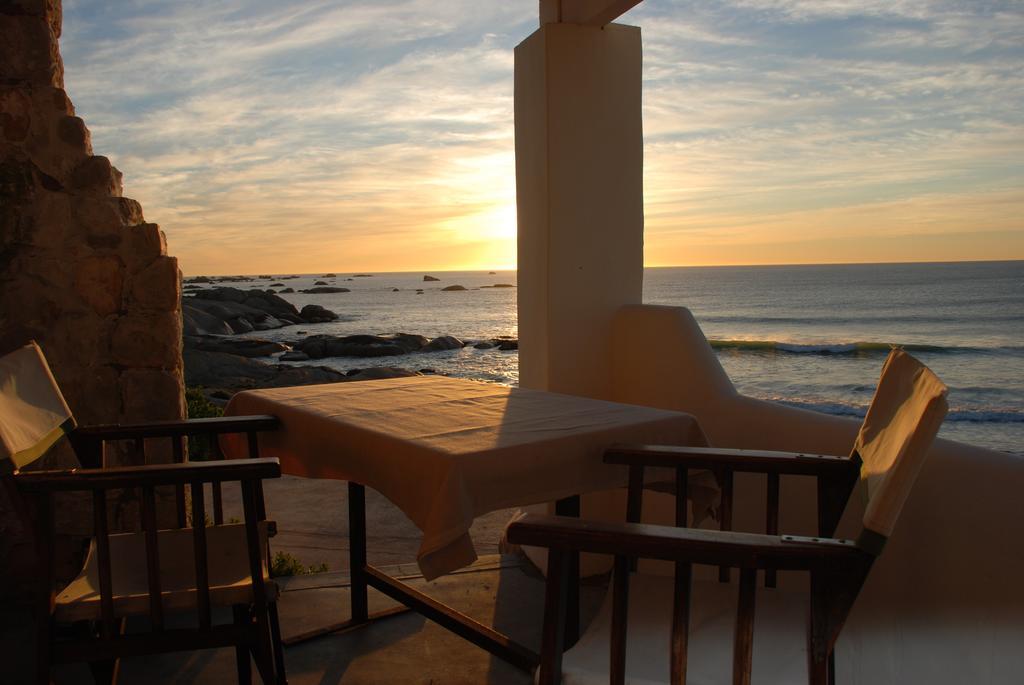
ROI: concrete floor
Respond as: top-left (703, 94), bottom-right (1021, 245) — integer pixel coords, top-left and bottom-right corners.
top-left (12, 476), bottom-right (607, 684)
top-left (49, 555), bottom-right (608, 684)
top-left (216, 475), bottom-right (518, 573)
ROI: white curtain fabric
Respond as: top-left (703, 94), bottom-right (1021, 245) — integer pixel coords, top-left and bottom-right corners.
top-left (856, 349), bottom-right (949, 538)
top-left (0, 342), bottom-right (73, 470)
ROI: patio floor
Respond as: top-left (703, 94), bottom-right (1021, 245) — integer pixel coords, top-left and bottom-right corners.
top-left (49, 554), bottom-right (608, 684)
top-left (19, 475), bottom-right (607, 684)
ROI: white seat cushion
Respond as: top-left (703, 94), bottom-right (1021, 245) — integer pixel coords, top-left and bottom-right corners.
top-left (560, 574), bottom-right (809, 685)
top-left (56, 523), bottom-right (277, 623)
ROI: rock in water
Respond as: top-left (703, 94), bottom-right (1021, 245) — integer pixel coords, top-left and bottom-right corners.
top-left (441, 285), bottom-right (467, 291)
top-left (424, 335), bottom-right (465, 351)
top-left (187, 336), bottom-right (289, 357)
top-left (184, 349), bottom-right (347, 389)
top-left (300, 286), bottom-right (350, 294)
top-left (346, 367), bottom-right (421, 381)
top-left (423, 275), bottom-right (440, 281)
top-left (294, 333), bottom-right (427, 358)
top-left (300, 304), bottom-right (339, 322)
top-left (279, 351), bottom-right (310, 361)
top-left (314, 280), bottom-right (328, 285)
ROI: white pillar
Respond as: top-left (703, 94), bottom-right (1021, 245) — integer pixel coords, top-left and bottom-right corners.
top-left (515, 22), bottom-right (644, 399)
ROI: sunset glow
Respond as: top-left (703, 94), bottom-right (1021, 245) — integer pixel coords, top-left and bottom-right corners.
top-left (60, 1), bottom-right (1024, 274)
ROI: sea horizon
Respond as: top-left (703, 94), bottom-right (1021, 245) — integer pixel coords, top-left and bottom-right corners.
top-left (181, 258), bottom-right (1024, 279)
top-left (185, 261), bottom-right (1023, 454)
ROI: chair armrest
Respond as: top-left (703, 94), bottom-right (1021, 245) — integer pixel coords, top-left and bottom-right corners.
top-left (605, 444), bottom-right (858, 477)
top-left (506, 513), bottom-right (869, 571)
top-left (72, 415), bottom-right (280, 441)
top-left (14, 457), bottom-right (281, 492)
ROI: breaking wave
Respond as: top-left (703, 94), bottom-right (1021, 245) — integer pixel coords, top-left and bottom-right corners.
top-left (773, 398), bottom-right (1024, 424)
top-left (707, 340), bottom-right (1020, 355)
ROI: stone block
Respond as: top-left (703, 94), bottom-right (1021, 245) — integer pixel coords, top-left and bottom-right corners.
top-left (73, 254), bottom-right (124, 315)
top-left (114, 197), bottom-right (144, 226)
top-left (56, 115), bottom-right (89, 150)
top-left (0, 14), bottom-right (62, 87)
top-left (130, 254), bottom-right (180, 311)
top-left (50, 87), bottom-right (73, 115)
top-left (129, 222), bottom-right (167, 261)
top-left (64, 364), bottom-right (121, 426)
top-left (0, 87), bottom-right (32, 142)
top-left (44, 314), bottom-right (115, 389)
top-left (121, 367), bottom-right (186, 425)
top-left (70, 155), bottom-right (119, 194)
top-left (111, 311), bottom-right (182, 368)
top-left (73, 194), bottom-right (122, 245)
top-left (29, 187), bottom-right (71, 246)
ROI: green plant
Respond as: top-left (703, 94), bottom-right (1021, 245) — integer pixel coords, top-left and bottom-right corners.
top-left (270, 551), bottom-right (329, 577)
top-left (186, 386), bottom-right (223, 419)
top-left (185, 387), bottom-right (224, 461)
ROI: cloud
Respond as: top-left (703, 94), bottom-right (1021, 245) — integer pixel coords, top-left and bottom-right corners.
top-left (59, 0), bottom-right (1023, 272)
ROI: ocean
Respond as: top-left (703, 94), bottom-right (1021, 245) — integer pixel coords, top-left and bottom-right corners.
top-left (230, 261), bottom-right (1024, 455)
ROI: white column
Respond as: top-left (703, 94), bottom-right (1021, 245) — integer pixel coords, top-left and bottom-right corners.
top-left (515, 22), bottom-right (644, 399)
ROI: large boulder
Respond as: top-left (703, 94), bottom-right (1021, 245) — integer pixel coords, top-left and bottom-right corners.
top-left (182, 302), bottom-right (234, 336)
top-left (424, 335), bottom-right (465, 351)
top-left (183, 287), bottom-right (304, 334)
top-left (183, 349), bottom-right (347, 389)
top-left (294, 333), bottom-right (426, 358)
top-left (441, 285), bottom-right (467, 292)
top-left (186, 335), bottom-right (288, 357)
top-left (300, 286), bottom-right (350, 294)
top-left (423, 275), bottom-right (440, 281)
top-left (346, 367), bottom-right (422, 381)
top-left (300, 304), bottom-right (338, 323)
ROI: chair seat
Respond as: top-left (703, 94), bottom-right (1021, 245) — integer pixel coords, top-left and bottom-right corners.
top-left (560, 574), bottom-right (809, 685)
top-left (56, 523), bottom-right (278, 623)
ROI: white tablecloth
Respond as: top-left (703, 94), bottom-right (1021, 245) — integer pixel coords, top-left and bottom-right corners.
top-left (222, 376), bottom-right (707, 579)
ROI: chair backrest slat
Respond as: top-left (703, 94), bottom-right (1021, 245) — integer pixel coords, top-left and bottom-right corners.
top-left (675, 466), bottom-right (688, 528)
top-left (718, 470), bottom-right (734, 583)
top-left (765, 472), bottom-right (780, 588)
top-left (92, 489), bottom-right (115, 636)
top-left (141, 486), bottom-right (164, 631)
top-left (190, 481), bottom-right (212, 629)
top-left (240, 479), bottom-right (270, 612)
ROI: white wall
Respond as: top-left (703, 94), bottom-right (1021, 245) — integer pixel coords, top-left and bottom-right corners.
top-left (610, 304), bottom-right (1024, 683)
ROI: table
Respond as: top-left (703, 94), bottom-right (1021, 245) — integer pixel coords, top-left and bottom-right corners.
top-left (222, 376), bottom-right (708, 670)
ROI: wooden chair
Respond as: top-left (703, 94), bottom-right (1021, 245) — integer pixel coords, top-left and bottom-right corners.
top-left (0, 342), bottom-right (287, 684)
top-left (508, 348), bottom-right (949, 684)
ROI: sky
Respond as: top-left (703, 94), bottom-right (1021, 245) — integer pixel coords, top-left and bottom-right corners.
top-left (60, 0), bottom-right (1024, 275)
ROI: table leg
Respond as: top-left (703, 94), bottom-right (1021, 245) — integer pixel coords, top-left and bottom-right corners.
top-left (348, 481), bottom-right (369, 623)
top-left (554, 494), bottom-right (580, 649)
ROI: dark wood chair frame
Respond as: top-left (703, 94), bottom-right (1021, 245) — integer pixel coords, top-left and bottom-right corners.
top-left (507, 444), bottom-right (877, 685)
top-left (2, 415), bottom-right (288, 685)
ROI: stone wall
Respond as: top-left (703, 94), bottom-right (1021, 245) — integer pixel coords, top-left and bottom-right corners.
top-left (0, 0), bottom-right (185, 607)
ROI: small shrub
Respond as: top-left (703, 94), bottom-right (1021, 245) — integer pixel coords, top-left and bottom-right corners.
top-left (185, 387), bottom-right (224, 461)
top-left (270, 551), bottom-right (329, 577)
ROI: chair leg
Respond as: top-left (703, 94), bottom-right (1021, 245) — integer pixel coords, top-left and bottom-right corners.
top-left (234, 605), bottom-right (252, 685)
top-left (268, 601), bottom-right (288, 685)
top-left (34, 615), bottom-right (51, 685)
top-left (252, 607), bottom-right (277, 685)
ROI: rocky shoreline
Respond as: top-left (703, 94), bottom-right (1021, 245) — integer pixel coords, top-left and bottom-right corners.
top-left (182, 286), bottom-right (517, 395)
